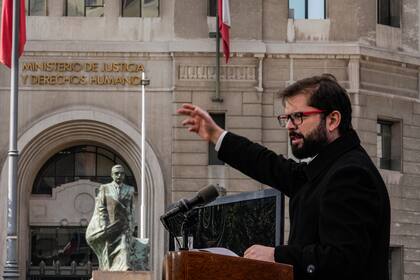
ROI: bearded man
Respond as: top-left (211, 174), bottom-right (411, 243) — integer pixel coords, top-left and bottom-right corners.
top-left (177, 74), bottom-right (390, 280)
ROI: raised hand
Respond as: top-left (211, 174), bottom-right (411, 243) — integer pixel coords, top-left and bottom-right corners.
top-left (177, 104), bottom-right (224, 144)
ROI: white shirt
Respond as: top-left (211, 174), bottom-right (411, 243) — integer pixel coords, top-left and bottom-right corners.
top-left (215, 131), bottom-right (228, 152)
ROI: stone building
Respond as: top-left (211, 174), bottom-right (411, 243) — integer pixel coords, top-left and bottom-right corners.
top-left (0, 0), bottom-right (419, 279)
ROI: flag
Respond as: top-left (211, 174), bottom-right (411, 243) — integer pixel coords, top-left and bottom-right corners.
top-left (0, 0), bottom-right (26, 68)
top-left (218, 0), bottom-right (230, 63)
top-left (62, 233), bottom-right (80, 256)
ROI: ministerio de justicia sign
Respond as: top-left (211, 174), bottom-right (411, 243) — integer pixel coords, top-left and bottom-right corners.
top-left (20, 61), bottom-right (145, 86)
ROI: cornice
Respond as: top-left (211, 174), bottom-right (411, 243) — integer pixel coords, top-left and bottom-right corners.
top-left (24, 40), bottom-right (420, 67)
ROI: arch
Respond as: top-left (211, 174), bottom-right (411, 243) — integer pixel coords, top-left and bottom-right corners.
top-left (32, 144), bottom-right (138, 194)
top-left (0, 106), bottom-right (165, 279)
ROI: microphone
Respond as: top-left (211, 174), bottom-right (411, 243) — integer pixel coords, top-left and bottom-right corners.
top-left (160, 184), bottom-right (219, 225)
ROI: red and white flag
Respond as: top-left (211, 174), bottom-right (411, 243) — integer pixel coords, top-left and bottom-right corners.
top-left (218, 0), bottom-right (230, 63)
top-left (0, 0), bottom-right (26, 68)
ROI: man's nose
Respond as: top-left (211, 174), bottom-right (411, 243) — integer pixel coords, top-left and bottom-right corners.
top-left (285, 118), bottom-right (297, 130)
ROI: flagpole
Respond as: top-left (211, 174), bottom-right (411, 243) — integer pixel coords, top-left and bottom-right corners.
top-left (4, 0), bottom-right (21, 279)
top-left (139, 72), bottom-right (149, 239)
top-left (212, 0), bottom-right (223, 102)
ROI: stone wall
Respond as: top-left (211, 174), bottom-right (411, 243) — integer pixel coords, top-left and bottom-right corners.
top-left (0, 0), bottom-right (420, 279)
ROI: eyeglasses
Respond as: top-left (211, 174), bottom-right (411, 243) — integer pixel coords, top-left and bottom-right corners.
top-left (277, 109), bottom-right (326, 128)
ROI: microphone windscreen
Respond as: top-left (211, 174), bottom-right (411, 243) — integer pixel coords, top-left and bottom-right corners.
top-left (197, 184), bottom-right (219, 204)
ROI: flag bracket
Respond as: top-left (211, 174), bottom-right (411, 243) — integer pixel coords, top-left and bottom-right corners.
top-left (141, 79), bottom-right (150, 86)
top-left (212, 96), bottom-right (223, 102)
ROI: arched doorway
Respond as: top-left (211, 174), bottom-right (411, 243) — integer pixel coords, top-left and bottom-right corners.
top-left (0, 108), bottom-right (165, 280)
top-left (29, 144), bottom-right (139, 279)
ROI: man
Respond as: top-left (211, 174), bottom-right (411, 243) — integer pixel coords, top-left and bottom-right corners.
top-left (86, 164), bottom-right (135, 271)
top-left (177, 74), bottom-right (390, 280)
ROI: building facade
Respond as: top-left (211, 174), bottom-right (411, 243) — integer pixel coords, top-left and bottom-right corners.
top-left (0, 0), bottom-right (419, 279)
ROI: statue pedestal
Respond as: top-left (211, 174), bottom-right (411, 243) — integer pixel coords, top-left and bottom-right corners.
top-left (92, 271), bottom-right (152, 280)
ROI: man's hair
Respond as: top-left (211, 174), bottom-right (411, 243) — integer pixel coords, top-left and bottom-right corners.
top-left (280, 74), bottom-right (353, 135)
top-left (111, 164), bottom-right (125, 173)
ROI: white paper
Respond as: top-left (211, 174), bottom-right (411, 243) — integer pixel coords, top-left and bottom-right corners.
top-left (196, 247), bottom-right (239, 257)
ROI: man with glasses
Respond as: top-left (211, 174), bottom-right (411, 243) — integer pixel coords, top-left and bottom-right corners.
top-left (177, 74), bottom-right (390, 280)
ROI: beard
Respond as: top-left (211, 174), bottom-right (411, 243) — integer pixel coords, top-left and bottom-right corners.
top-left (290, 120), bottom-right (329, 159)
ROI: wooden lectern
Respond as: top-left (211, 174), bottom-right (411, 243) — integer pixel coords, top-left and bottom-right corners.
top-left (163, 251), bottom-right (293, 280)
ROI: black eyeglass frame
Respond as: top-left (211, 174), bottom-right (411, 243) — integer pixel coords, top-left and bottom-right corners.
top-left (277, 109), bottom-right (326, 128)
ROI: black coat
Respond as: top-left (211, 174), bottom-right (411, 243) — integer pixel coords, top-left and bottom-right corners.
top-left (218, 130), bottom-right (390, 280)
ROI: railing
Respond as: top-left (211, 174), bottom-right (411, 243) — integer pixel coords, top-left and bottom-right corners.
top-left (28, 261), bottom-right (96, 280)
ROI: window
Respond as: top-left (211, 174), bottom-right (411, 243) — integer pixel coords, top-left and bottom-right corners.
top-left (208, 113), bottom-right (225, 165)
top-left (288, 0), bottom-right (326, 19)
top-left (25, 0), bottom-right (47, 16)
top-left (30, 226), bottom-right (97, 267)
top-left (121, 0), bottom-right (159, 17)
top-left (32, 145), bottom-right (137, 194)
top-left (378, 0), bottom-right (400, 27)
top-left (66, 0), bottom-right (104, 17)
top-left (208, 0), bottom-right (216, 17)
top-left (377, 120), bottom-right (401, 171)
top-left (389, 246), bottom-right (403, 280)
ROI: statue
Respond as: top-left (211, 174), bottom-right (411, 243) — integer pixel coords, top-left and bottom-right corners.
top-left (86, 164), bottom-right (149, 271)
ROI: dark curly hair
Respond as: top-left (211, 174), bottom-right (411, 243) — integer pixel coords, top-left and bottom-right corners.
top-left (280, 74), bottom-right (353, 135)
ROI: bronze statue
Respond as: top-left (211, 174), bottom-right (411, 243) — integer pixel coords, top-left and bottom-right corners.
top-left (86, 164), bottom-right (149, 271)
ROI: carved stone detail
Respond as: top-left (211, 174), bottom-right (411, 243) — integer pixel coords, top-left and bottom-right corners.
top-left (179, 65), bottom-right (257, 81)
top-left (74, 192), bottom-right (95, 214)
top-left (30, 179), bottom-right (100, 226)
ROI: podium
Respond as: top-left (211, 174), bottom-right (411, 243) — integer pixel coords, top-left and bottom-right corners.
top-left (163, 251), bottom-right (293, 280)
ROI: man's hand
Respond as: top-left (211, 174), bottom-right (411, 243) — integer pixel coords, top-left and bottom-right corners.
top-left (244, 245), bottom-right (275, 263)
top-left (177, 104), bottom-right (224, 144)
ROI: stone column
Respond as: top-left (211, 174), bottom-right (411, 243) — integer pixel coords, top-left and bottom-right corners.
top-left (348, 56), bottom-right (360, 93)
top-left (48, 0), bottom-right (65, 16)
top-left (255, 54), bottom-right (264, 93)
top-left (105, 0), bottom-right (120, 18)
top-left (347, 56), bottom-right (364, 136)
top-left (287, 19), bottom-right (295, 43)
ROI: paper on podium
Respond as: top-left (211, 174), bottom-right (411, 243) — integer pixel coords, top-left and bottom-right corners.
top-left (196, 247), bottom-right (239, 257)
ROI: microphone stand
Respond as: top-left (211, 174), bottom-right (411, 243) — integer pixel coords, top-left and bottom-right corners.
top-left (180, 211), bottom-right (194, 250)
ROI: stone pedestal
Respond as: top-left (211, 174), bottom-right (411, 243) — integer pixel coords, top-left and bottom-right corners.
top-left (92, 271), bottom-right (152, 280)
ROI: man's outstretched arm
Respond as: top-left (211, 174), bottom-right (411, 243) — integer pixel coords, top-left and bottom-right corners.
top-left (177, 104), bottom-right (225, 144)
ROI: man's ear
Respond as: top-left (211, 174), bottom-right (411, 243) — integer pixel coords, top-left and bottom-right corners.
top-left (326, 110), bottom-right (341, 132)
